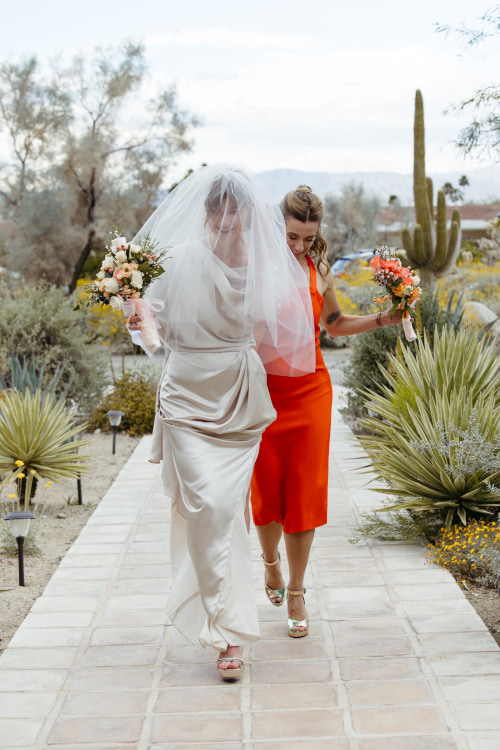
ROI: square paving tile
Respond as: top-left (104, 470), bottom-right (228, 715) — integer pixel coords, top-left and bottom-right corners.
top-left (351, 705), bottom-right (448, 734)
top-left (251, 683), bottom-right (338, 710)
top-left (150, 713), bottom-right (243, 743)
top-left (48, 716), bottom-right (144, 744)
top-left (252, 708), bottom-right (344, 739)
top-left (333, 636), bottom-right (413, 658)
top-left (429, 652), bottom-right (500, 677)
top-left (357, 737), bottom-right (458, 749)
top-left (81, 644), bottom-right (160, 667)
top-left (346, 679), bottom-right (434, 705)
top-left (0, 718), bottom-right (44, 748)
top-left (339, 657), bottom-right (423, 681)
top-left (451, 702), bottom-right (500, 730)
top-left (70, 667), bottom-right (155, 691)
top-left (154, 686), bottom-right (241, 713)
top-left (251, 659), bottom-right (332, 685)
top-left (60, 690), bottom-right (150, 716)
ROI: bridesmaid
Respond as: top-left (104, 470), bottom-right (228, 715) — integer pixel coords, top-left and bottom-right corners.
top-left (251, 186), bottom-right (401, 636)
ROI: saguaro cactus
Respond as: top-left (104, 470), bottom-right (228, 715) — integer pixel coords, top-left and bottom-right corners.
top-left (401, 90), bottom-right (462, 288)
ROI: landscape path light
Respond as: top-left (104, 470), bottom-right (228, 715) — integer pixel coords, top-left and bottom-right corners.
top-left (3, 511), bottom-right (36, 586)
top-left (106, 410), bottom-right (125, 455)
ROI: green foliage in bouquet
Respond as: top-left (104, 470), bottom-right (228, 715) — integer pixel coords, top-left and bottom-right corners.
top-left (342, 290), bottom-right (463, 425)
top-left (0, 280), bottom-right (109, 414)
top-left (358, 326), bottom-right (500, 528)
top-left (0, 390), bottom-right (90, 509)
top-left (88, 363), bottom-right (159, 436)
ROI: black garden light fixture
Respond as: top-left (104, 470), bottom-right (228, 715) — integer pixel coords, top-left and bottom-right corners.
top-left (3, 511), bottom-right (36, 586)
top-left (106, 410), bottom-right (125, 455)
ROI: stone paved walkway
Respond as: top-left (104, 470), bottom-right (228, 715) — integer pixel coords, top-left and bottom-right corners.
top-left (1, 384), bottom-right (500, 749)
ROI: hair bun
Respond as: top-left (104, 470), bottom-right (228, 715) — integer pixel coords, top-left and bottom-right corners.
top-left (296, 185), bottom-right (312, 193)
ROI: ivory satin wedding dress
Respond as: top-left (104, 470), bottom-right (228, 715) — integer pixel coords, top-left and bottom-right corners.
top-left (149, 244), bottom-right (276, 651)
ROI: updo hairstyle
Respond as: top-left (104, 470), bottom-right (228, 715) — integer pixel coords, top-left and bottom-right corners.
top-left (280, 185), bottom-right (329, 278)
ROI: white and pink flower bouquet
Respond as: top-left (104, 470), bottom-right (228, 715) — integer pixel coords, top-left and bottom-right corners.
top-left (88, 229), bottom-right (168, 355)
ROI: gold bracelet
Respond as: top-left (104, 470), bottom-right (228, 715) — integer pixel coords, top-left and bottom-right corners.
top-left (376, 311), bottom-right (383, 328)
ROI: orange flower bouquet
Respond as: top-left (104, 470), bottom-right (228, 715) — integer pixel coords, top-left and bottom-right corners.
top-left (370, 246), bottom-right (421, 342)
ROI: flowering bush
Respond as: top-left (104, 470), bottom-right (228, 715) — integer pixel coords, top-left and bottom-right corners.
top-left (427, 520), bottom-right (500, 588)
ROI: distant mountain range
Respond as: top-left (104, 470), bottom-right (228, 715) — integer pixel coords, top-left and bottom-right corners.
top-left (258, 166), bottom-right (500, 205)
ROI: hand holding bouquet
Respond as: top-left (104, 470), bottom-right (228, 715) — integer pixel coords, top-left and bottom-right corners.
top-left (370, 246), bottom-right (421, 342)
top-left (88, 230), bottom-right (168, 356)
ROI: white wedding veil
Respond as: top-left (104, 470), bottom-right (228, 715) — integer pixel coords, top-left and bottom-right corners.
top-left (134, 163), bottom-right (315, 376)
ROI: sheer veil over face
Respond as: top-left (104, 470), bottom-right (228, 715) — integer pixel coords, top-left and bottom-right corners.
top-left (134, 163), bottom-right (315, 376)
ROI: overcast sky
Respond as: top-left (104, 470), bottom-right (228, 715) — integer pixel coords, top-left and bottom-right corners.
top-left (0, 0), bottom-right (496, 180)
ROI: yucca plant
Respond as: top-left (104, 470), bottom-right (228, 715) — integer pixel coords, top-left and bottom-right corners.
top-left (359, 326), bottom-right (500, 527)
top-left (0, 389), bottom-right (89, 509)
top-left (0, 354), bottom-right (66, 398)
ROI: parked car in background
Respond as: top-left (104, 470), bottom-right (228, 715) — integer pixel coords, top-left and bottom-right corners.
top-left (331, 249), bottom-right (377, 277)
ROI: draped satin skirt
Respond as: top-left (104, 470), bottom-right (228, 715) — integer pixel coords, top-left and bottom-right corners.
top-left (150, 347), bottom-right (276, 651)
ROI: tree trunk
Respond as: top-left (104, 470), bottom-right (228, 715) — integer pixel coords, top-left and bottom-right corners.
top-left (68, 228), bottom-right (96, 293)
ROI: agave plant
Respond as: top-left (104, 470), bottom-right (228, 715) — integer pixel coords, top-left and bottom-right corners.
top-left (0, 354), bottom-right (67, 399)
top-left (359, 326), bottom-right (500, 527)
top-left (0, 389), bottom-right (89, 509)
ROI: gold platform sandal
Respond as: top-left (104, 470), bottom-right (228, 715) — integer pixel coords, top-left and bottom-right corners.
top-left (216, 657), bottom-right (243, 681)
top-left (287, 588), bottom-right (309, 638)
top-left (261, 552), bottom-right (286, 607)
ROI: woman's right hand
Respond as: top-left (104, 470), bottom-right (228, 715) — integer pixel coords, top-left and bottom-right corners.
top-left (127, 314), bottom-right (142, 331)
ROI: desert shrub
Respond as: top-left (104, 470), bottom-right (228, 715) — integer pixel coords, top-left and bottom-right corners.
top-left (427, 520), bottom-right (500, 588)
top-left (75, 279), bottom-right (130, 349)
top-left (359, 326), bottom-right (500, 528)
top-left (342, 290), bottom-right (464, 425)
top-left (0, 280), bottom-right (109, 414)
top-left (349, 505), bottom-right (443, 545)
top-left (88, 366), bottom-right (158, 436)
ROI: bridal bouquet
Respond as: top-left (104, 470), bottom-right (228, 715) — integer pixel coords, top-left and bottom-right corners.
top-left (88, 230), bottom-right (167, 356)
top-left (370, 246), bottom-right (421, 342)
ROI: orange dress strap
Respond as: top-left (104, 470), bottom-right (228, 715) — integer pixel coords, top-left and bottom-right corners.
top-left (306, 255), bottom-right (316, 290)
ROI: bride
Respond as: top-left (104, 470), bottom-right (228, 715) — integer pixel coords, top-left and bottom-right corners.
top-left (129, 164), bottom-right (315, 679)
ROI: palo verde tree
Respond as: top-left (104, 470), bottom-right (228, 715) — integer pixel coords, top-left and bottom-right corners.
top-left (0, 42), bottom-right (198, 289)
top-left (437, 5), bottom-right (500, 162)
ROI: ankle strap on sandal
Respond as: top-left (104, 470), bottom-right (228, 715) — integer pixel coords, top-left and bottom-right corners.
top-left (261, 551), bottom-right (281, 566)
top-left (287, 588), bottom-right (306, 596)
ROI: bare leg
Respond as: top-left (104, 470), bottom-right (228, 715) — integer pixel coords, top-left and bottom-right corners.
top-left (284, 528), bottom-right (315, 632)
top-left (256, 521), bottom-right (285, 600)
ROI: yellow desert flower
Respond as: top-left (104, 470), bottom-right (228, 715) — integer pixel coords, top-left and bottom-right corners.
top-left (15, 460), bottom-right (24, 467)
top-left (16, 473), bottom-right (26, 479)
top-left (8, 493), bottom-right (16, 499)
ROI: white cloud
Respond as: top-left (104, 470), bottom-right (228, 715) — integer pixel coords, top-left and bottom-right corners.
top-left (146, 28), bottom-right (326, 50)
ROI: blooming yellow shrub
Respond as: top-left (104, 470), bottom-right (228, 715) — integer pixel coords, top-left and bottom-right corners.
top-left (76, 280), bottom-right (128, 347)
top-left (427, 520), bottom-right (500, 586)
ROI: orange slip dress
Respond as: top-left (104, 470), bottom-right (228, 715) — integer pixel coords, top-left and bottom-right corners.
top-left (251, 255), bottom-right (333, 533)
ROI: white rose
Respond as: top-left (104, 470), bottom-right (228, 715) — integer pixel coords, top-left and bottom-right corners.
top-left (109, 296), bottom-right (123, 311)
top-left (110, 237), bottom-right (127, 251)
top-left (128, 243), bottom-right (142, 255)
top-left (115, 250), bottom-right (127, 263)
top-left (103, 277), bottom-right (120, 294)
top-left (130, 270), bottom-right (143, 289)
top-left (96, 270), bottom-right (105, 280)
top-left (412, 275), bottom-right (420, 286)
top-left (101, 255), bottom-right (115, 271)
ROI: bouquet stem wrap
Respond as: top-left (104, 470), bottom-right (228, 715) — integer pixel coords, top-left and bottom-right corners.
top-left (122, 298), bottom-right (165, 357)
top-left (402, 310), bottom-right (417, 342)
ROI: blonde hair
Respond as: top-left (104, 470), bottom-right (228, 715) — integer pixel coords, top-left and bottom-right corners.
top-left (280, 185), bottom-right (329, 278)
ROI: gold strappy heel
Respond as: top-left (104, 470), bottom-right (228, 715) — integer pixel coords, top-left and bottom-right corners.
top-left (216, 656), bottom-right (243, 681)
top-left (261, 552), bottom-right (286, 607)
top-left (287, 588), bottom-right (309, 638)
